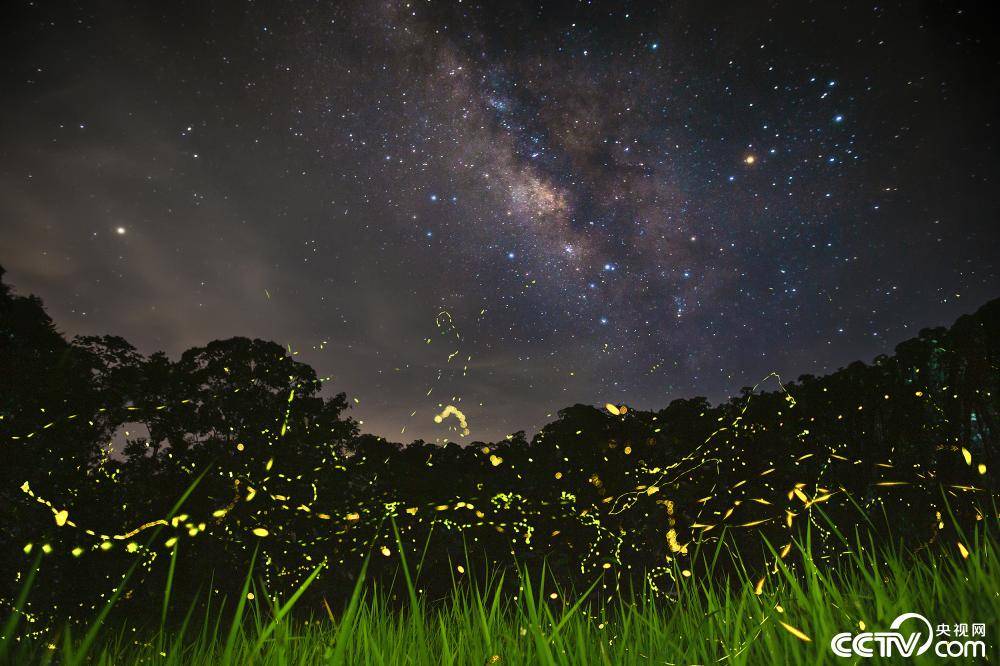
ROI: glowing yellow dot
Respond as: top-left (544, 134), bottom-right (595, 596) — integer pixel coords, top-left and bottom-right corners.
top-left (744, 155), bottom-right (756, 165)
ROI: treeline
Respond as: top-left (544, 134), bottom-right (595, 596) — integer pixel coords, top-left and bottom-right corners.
top-left (0, 265), bottom-right (996, 627)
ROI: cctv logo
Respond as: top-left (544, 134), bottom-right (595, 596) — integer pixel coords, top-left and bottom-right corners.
top-left (831, 613), bottom-right (987, 659)
top-left (831, 613), bottom-right (933, 658)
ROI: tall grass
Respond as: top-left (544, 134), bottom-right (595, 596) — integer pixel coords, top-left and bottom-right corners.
top-left (2, 518), bottom-right (995, 665)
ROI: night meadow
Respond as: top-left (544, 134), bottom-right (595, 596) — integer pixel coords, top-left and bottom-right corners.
top-left (2, 1), bottom-right (999, 663)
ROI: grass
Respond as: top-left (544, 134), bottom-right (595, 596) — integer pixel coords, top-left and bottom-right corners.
top-left (2, 520), bottom-right (995, 666)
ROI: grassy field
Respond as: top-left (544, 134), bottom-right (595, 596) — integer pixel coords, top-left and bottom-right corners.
top-left (2, 523), bottom-right (995, 666)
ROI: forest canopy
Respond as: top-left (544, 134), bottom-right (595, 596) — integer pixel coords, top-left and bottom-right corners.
top-left (0, 265), bottom-right (996, 626)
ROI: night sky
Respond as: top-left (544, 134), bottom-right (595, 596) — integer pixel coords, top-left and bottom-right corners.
top-left (2, 1), bottom-right (998, 442)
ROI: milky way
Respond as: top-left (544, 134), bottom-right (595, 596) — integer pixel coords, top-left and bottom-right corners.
top-left (1, 1), bottom-right (997, 440)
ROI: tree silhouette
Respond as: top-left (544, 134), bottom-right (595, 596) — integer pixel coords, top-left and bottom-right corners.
top-left (1, 264), bottom-right (996, 626)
